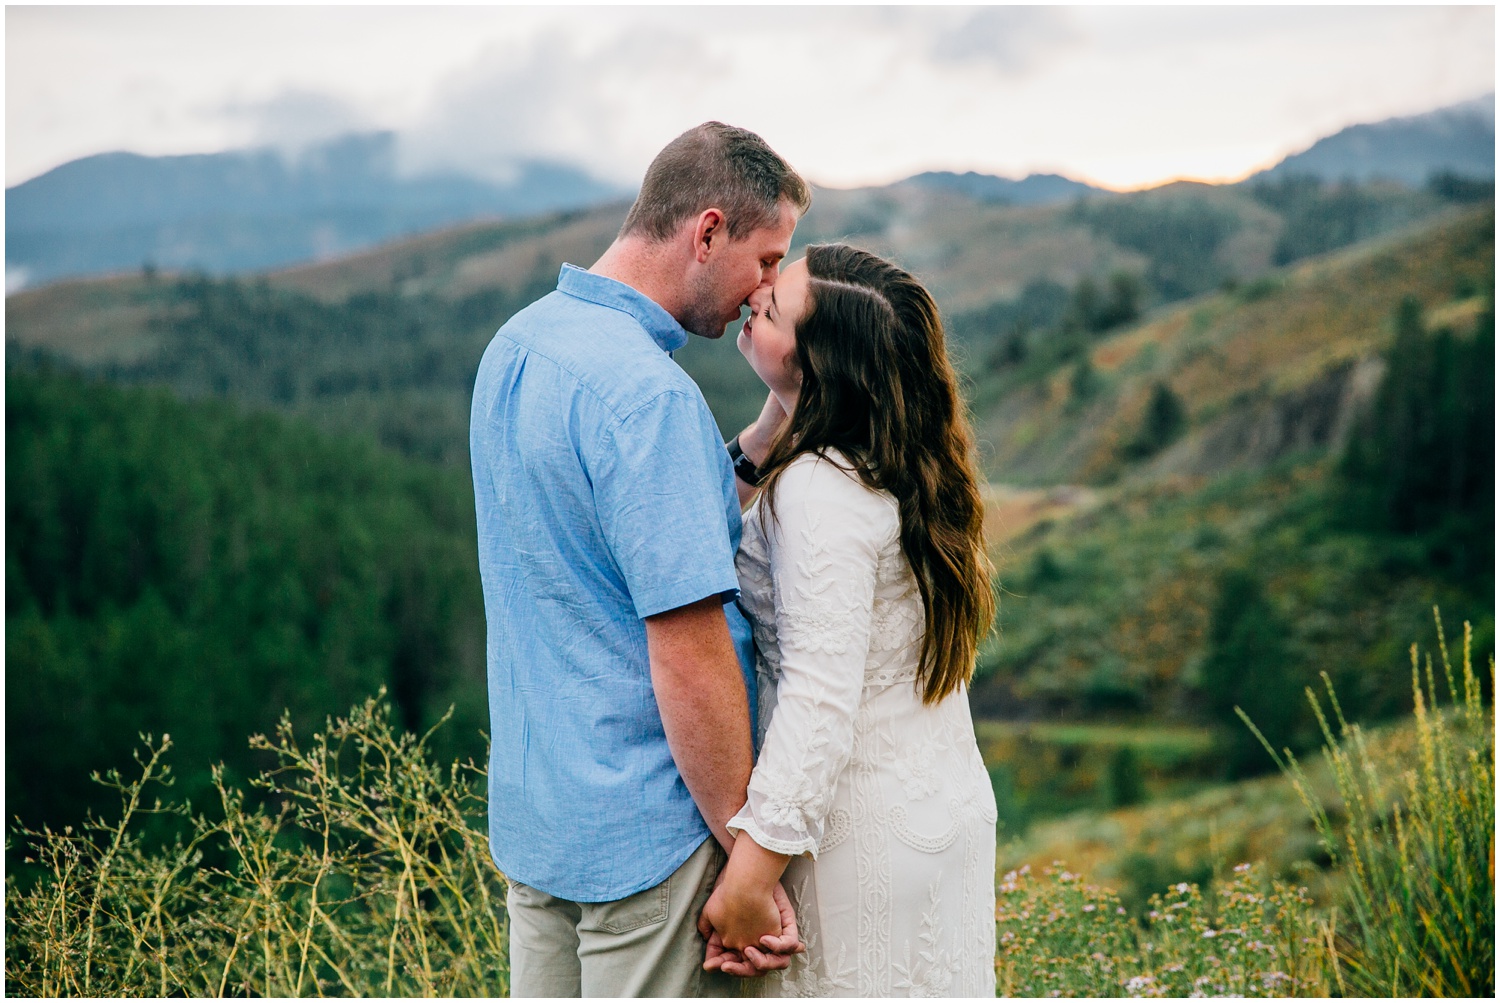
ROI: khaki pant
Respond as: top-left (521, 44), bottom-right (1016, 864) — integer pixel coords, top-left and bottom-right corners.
top-left (507, 838), bottom-right (739, 998)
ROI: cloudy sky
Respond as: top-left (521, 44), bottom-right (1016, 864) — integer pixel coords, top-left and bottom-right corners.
top-left (6, 5), bottom-right (1494, 191)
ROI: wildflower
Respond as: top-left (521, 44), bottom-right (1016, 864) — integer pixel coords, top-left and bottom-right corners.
top-left (1233, 862), bottom-right (1252, 873)
top-left (1164, 963), bottom-right (1184, 973)
top-left (1084, 903), bottom-right (1096, 912)
top-left (1126, 975), bottom-right (1155, 992)
top-left (1117, 907), bottom-right (1127, 915)
top-left (1174, 882), bottom-right (1191, 894)
top-left (1202, 929), bottom-right (1217, 938)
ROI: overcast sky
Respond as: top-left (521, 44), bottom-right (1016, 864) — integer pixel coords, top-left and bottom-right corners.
top-left (6, 5), bottom-right (1495, 191)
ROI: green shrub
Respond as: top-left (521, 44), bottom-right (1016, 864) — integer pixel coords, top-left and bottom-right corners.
top-left (1240, 611), bottom-right (1494, 996)
top-left (4, 693), bottom-right (508, 997)
top-left (1119, 381), bottom-right (1187, 462)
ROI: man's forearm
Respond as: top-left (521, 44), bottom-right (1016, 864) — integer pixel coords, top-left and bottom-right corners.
top-left (646, 597), bottom-right (754, 851)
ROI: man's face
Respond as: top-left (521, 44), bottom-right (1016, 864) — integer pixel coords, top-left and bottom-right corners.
top-left (682, 201), bottom-right (799, 339)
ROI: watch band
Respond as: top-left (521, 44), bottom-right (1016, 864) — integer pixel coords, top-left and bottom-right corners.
top-left (727, 435), bottom-right (763, 487)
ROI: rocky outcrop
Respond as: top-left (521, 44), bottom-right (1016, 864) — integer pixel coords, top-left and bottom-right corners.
top-left (1155, 355), bottom-right (1385, 477)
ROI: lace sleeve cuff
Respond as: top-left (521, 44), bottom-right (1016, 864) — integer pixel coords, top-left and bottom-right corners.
top-left (727, 797), bottom-right (821, 859)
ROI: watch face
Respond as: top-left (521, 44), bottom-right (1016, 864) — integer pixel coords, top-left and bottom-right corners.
top-left (734, 454), bottom-right (761, 486)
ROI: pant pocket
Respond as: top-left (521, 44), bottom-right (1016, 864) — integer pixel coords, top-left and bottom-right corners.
top-left (583, 879), bottom-right (671, 935)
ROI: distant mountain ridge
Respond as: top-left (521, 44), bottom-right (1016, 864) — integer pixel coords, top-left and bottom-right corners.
top-left (7, 94), bottom-right (1494, 292)
top-left (5, 132), bottom-right (625, 291)
top-left (900, 171), bottom-right (1105, 205)
top-left (1255, 93), bottom-right (1494, 186)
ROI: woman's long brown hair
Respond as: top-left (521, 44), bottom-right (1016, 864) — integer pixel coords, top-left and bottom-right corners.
top-left (759, 243), bottom-right (995, 704)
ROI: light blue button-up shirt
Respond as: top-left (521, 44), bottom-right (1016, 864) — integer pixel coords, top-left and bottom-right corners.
top-left (470, 264), bottom-right (755, 902)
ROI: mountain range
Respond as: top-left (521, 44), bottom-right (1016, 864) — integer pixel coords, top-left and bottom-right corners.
top-left (4, 132), bottom-right (625, 292)
top-left (1257, 92), bottom-right (1494, 186)
top-left (5, 94), bottom-right (1493, 293)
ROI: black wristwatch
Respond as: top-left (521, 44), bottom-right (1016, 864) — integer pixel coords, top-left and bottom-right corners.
top-left (726, 435), bottom-right (763, 487)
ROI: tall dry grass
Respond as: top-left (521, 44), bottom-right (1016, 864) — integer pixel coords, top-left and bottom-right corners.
top-left (4, 693), bottom-right (508, 997)
top-left (7, 612), bottom-right (1491, 998)
top-left (1241, 610), bottom-right (1494, 996)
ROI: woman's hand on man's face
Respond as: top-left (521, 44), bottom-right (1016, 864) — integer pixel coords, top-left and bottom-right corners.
top-left (739, 392), bottom-right (790, 469)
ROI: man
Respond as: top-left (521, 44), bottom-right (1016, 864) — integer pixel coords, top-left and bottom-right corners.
top-left (470, 122), bottom-right (810, 997)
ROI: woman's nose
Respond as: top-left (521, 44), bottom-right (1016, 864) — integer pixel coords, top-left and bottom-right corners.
top-left (748, 285), bottom-right (771, 311)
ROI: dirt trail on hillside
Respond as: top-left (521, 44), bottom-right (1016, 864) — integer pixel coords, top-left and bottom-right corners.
top-left (982, 484), bottom-right (1099, 548)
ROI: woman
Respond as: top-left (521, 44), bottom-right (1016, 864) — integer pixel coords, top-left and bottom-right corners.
top-left (703, 244), bottom-right (998, 996)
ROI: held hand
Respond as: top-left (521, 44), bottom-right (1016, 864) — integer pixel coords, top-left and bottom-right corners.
top-left (700, 870), bottom-right (781, 954)
top-left (700, 869), bottom-right (767, 979)
top-left (761, 880), bottom-right (806, 956)
top-left (700, 877), bottom-right (806, 978)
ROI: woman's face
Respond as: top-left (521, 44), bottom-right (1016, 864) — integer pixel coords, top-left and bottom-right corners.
top-left (737, 256), bottom-right (810, 405)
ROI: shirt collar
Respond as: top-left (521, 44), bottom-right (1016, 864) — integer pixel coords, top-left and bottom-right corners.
top-left (556, 263), bottom-right (689, 353)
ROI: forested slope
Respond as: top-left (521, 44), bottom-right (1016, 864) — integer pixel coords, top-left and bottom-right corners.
top-left (6, 370), bottom-right (486, 827)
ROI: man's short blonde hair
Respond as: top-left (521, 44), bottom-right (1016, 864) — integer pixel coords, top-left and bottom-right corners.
top-left (620, 122), bottom-right (811, 242)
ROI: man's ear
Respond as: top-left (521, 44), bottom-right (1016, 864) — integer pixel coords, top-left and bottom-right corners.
top-left (693, 208), bottom-right (727, 264)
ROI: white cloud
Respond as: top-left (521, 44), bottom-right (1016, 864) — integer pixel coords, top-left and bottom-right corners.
top-left (222, 90), bottom-right (373, 158)
top-left (6, 6), bottom-right (1495, 191)
top-left (924, 6), bottom-right (1081, 74)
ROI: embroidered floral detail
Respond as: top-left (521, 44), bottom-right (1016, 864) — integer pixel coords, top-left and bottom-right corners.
top-left (892, 882), bottom-right (963, 997)
top-left (870, 586), bottom-right (924, 651)
top-left (894, 739), bottom-right (941, 800)
top-left (778, 933), bottom-right (857, 997)
top-left (817, 808), bottom-right (852, 854)
top-left (751, 766), bottom-right (818, 834)
top-left (773, 518), bottom-right (874, 656)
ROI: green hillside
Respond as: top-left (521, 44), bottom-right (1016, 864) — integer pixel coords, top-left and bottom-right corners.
top-left (6, 370), bottom-right (487, 828)
top-left (970, 206), bottom-right (1494, 485)
top-left (5, 177), bottom-right (1492, 834)
top-left (7, 178), bottom-right (1475, 469)
top-left (968, 206), bottom-right (1494, 759)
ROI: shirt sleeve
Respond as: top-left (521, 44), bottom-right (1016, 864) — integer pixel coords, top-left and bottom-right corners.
top-left (591, 389), bottom-right (740, 619)
top-left (728, 454), bottom-right (895, 857)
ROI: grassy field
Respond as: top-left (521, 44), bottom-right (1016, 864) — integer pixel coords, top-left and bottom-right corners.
top-left (9, 633), bottom-right (1489, 997)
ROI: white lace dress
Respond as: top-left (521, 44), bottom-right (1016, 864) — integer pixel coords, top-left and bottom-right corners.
top-left (727, 451), bottom-right (997, 998)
